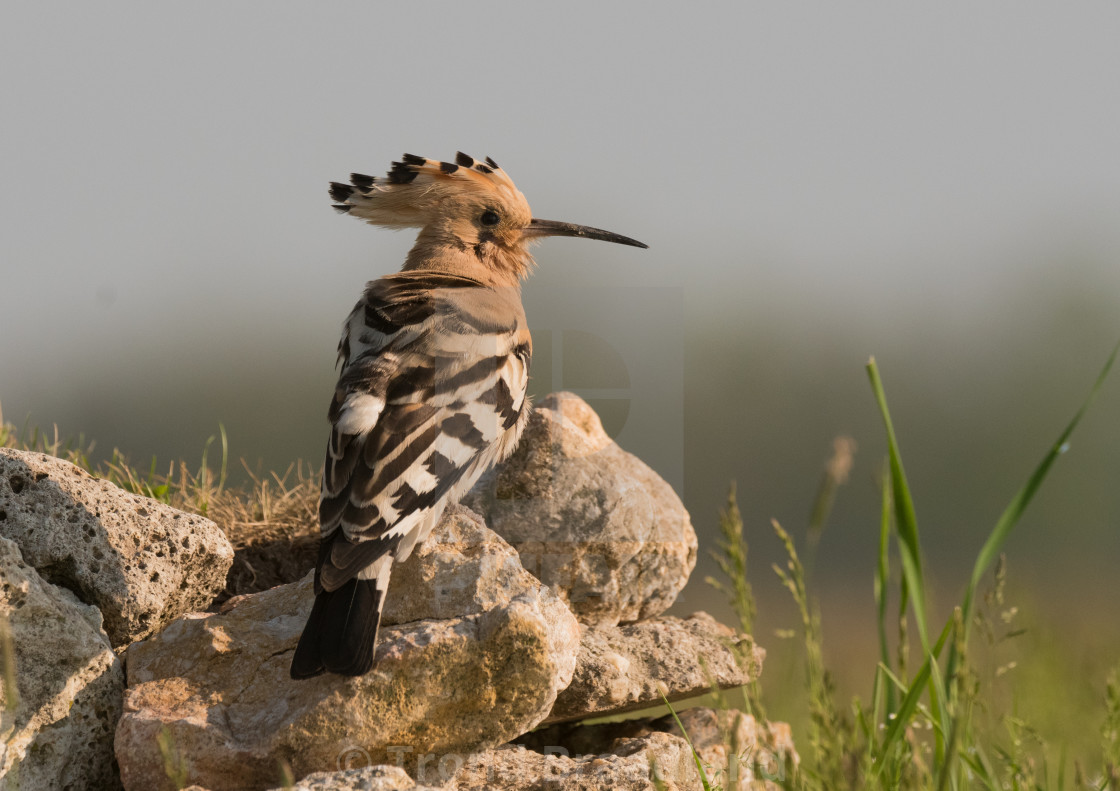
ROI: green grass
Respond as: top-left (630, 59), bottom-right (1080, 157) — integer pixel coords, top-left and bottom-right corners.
top-left (702, 341), bottom-right (1120, 790)
top-left (660, 689), bottom-right (717, 790)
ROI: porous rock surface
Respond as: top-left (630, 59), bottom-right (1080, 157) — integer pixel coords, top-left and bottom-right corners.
top-left (672, 708), bottom-right (798, 790)
top-left (381, 505), bottom-right (541, 625)
top-left (464, 392), bottom-right (697, 627)
top-left (115, 507), bottom-right (581, 791)
top-left (266, 733), bottom-right (698, 791)
top-left (268, 765), bottom-right (434, 791)
top-left (258, 707), bottom-right (798, 791)
top-left (456, 733), bottom-right (698, 790)
top-left (0, 537), bottom-right (123, 790)
top-left (524, 706), bottom-right (798, 790)
top-left (0, 448), bottom-right (234, 646)
top-left (546, 612), bottom-right (763, 724)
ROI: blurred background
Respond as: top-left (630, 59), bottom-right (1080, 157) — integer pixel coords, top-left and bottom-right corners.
top-left (3, 2), bottom-right (1118, 761)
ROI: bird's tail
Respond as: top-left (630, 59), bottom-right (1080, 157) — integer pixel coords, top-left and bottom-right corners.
top-left (290, 554), bottom-right (392, 679)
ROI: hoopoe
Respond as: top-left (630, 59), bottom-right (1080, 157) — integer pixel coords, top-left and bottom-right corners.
top-left (290, 153), bottom-right (647, 678)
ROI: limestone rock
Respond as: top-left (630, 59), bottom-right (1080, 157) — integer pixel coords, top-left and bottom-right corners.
top-left (0, 537), bottom-right (123, 790)
top-left (670, 708), bottom-right (798, 789)
top-left (269, 765), bottom-right (437, 790)
top-left (115, 510), bottom-right (581, 791)
top-left (546, 612), bottom-right (763, 724)
top-left (382, 505), bottom-right (537, 625)
top-left (275, 735), bottom-right (702, 791)
top-left (274, 708), bottom-right (798, 791)
top-left (455, 732), bottom-right (699, 791)
top-left (524, 707), bottom-right (798, 790)
top-left (464, 392), bottom-right (697, 627)
top-left (0, 449), bottom-right (234, 646)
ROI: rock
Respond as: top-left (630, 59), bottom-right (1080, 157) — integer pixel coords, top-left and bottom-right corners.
top-left (0, 537), bottom-right (123, 790)
top-left (381, 505), bottom-right (539, 626)
top-left (266, 737), bottom-right (696, 791)
top-left (454, 732), bottom-right (699, 791)
top-left (269, 765), bottom-right (438, 791)
top-left (273, 708), bottom-right (798, 791)
top-left (523, 707), bottom-right (798, 790)
top-left (0, 449), bottom-right (234, 646)
top-left (546, 613), bottom-right (763, 724)
top-left (464, 392), bottom-right (697, 627)
top-left (115, 508), bottom-right (581, 791)
top-left (669, 708), bottom-right (798, 789)
top-left (275, 734), bottom-right (705, 791)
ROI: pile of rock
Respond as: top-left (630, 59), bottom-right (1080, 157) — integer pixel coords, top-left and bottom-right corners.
top-left (0, 393), bottom-right (797, 791)
top-left (0, 449), bottom-right (234, 789)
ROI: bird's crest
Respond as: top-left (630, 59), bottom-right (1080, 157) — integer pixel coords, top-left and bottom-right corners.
top-left (329, 152), bottom-right (528, 229)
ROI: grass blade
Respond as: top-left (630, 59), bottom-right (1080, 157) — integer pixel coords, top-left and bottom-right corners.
top-left (659, 690), bottom-right (712, 790)
top-left (875, 463), bottom-right (896, 717)
top-left (874, 656), bottom-right (932, 779)
top-left (950, 340), bottom-right (1119, 681)
top-left (867, 357), bottom-right (931, 652)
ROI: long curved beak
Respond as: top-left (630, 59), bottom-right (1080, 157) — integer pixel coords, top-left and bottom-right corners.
top-left (524, 218), bottom-right (648, 249)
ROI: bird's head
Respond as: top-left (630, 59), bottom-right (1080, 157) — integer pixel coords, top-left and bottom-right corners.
top-left (330, 153), bottom-right (647, 284)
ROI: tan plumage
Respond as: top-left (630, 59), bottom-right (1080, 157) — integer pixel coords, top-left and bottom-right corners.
top-left (291, 152), bottom-right (646, 679)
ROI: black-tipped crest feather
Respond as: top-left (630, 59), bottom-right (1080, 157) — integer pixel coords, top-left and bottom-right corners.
top-left (329, 182), bottom-right (355, 202)
top-left (327, 151), bottom-right (533, 234)
top-left (387, 164), bottom-right (419, 184)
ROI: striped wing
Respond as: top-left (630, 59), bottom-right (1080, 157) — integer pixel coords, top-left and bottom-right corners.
top-left (315, 271), bottom-right (530, 593)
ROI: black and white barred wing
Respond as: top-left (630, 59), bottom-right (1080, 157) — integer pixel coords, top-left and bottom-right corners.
top-left (318, 273), bottom-right (530, 586)
top-left (292, 273), bottom-right (529, 678)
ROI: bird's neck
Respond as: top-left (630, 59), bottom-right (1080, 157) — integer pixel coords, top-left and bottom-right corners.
top-left (403, 228), bottom-right (530, 289)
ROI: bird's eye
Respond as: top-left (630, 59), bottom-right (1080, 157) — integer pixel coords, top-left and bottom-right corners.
top-left (480, 210), bottom-right (500, 227)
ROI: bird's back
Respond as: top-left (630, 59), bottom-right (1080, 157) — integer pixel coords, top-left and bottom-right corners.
top-left (290, 270), bottom-right (531, 678)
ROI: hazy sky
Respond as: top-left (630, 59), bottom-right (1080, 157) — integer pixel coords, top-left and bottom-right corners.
top-left (4, 3), bottom-right (1120, 371)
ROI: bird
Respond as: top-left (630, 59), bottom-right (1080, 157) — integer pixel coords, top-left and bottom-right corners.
top-left (290, 152), bottom-right (647, 678)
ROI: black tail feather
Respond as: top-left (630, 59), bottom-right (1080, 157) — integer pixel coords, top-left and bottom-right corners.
top-left (290, 577), bottom-right (384, 679)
